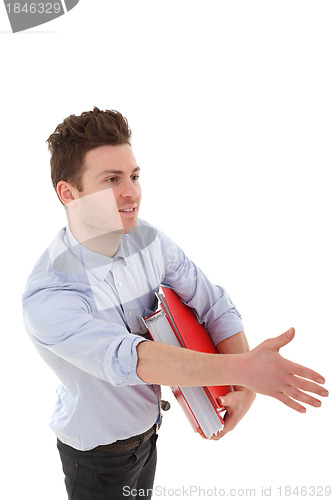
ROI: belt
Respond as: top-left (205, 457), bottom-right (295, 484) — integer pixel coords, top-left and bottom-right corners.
top-left (93, 424), bottom-right (157, 453)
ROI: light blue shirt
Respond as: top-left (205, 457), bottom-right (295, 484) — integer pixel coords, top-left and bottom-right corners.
top-left (22, 219), bottom-right (244, 451)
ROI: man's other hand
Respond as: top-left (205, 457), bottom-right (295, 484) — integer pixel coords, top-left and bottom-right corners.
top-left (198, 386), bottom-right (255, 440)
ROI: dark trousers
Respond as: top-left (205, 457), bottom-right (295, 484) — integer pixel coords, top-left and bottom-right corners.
top-left (57, 434), bottom-right (158, 499)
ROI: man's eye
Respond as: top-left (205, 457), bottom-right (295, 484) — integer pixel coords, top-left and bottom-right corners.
top-left (132, 175), bottom-right (140, 181)
top-left (107, 177), bottom-right (117, 183)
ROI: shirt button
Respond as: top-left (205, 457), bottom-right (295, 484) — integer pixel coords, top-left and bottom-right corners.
top-left (118, 281), bottom-right (123, 287)
top-left (128, 311), bottom-right (132, 317)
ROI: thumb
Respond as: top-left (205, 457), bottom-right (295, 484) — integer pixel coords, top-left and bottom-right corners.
top-left (268, 327), bottom-right (295, 351)
top-left (217, 395), bottom-right (228, 408)
top-left (217, 391), bottom-right (234, 409)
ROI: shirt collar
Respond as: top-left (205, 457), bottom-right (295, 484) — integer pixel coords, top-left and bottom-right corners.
top-left (64, 226), bottom-right (127, 281)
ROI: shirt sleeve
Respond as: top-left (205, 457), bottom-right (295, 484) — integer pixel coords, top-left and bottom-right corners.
top-left (22, 285), bottom-right (148, 387)
top-left (157, 229), bottom-right (244, 346)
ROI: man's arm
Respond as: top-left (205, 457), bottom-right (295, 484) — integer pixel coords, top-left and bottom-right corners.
top-left (216, 330), bottom-right (250, 354)
top-left (214, 330), bottom-right (256, 438)
top-left (137, 328), bottom-right (328, 413)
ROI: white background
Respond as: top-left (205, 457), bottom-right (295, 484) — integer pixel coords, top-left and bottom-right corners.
top-left (0, 1), bottom-right (332, 498)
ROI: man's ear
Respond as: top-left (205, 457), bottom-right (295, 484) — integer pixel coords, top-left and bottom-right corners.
top-left (57, 181), bottom-right (77, 207)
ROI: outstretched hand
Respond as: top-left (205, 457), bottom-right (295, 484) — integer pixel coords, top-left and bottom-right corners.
top-left (240, 327), bottom-right (329, 412)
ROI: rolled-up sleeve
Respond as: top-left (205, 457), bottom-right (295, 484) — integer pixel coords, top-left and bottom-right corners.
top-left (22, 286), bottom-right (148, 386)
top-left (158, 230), bottom-right (244, 346)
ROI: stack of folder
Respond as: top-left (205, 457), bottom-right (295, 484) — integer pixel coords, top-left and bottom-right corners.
top-left (142, 286), bottom-right (231, 439)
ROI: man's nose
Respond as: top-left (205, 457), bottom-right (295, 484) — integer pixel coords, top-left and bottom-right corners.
top-left (121, 178), bottom-right (140, 198)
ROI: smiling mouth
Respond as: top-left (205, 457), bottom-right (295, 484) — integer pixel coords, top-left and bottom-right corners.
top-left (119, 207), bottom-right (136, 214)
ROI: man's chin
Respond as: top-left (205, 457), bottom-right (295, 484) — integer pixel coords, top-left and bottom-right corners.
top-left (119, 213), bottom-right (139, 234)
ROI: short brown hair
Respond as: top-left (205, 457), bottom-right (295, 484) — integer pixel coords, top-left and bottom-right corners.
top-left (47, 107), bottom-right (132, 193)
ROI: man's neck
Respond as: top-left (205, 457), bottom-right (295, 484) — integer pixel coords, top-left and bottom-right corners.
top-left (68, 222), bottom-right (123, 258)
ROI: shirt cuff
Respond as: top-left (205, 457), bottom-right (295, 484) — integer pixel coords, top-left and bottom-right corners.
top-left (208, 310), bottom-right (244, 346)
top-left (104, 336), bottom-right (149, 386)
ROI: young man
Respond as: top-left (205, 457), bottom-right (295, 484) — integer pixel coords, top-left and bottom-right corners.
top-left (22, 107), bottom-right (328, 499)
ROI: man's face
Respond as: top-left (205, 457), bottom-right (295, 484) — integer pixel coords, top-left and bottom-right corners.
top-left (71, 143), bottom-right (142, 235)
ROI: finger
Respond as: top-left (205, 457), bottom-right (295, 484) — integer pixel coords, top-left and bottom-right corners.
top-left (284, 386), bottom-right (323, 408)
top-left (287, 361), bottom-right (326, 385)
top-left (274, 392), bottom-right (307, 413)
top-left (266, 327), bottom-right (295, 352)
top-left (293, 376), bottom-right (329, 397)
top-left (197, 428), bottom-right (206, 439)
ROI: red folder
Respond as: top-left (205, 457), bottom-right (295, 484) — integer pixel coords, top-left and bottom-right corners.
top-left (144, 286), bottom-right (231, 438)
